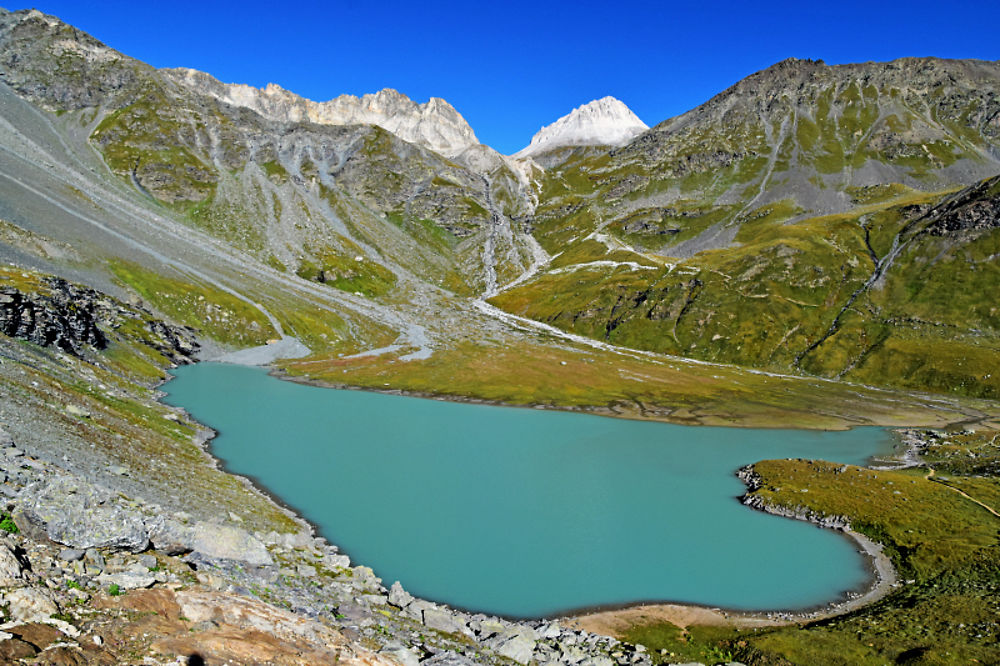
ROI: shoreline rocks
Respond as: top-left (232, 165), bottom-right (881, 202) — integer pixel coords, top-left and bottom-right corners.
top-left (0, 423), bottom-right (663, 665)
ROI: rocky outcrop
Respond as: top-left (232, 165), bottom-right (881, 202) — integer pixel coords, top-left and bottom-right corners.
top-left (0, 281), bottom-right (106, 354)
top-left (165, 67), bottom-right (480, 157)
top-left (923, 174), bottom-right (1000, 236)
top-left (0, 9), bottom-right (153, 111)
top-left (15, 476), bottom-right (150, 552)
top-left (0, 276), bottom-right (197, 361)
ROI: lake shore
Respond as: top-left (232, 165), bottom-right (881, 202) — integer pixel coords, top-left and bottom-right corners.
top-left (221, 346), bottom-right (910, 639)
top-left (563, 519), bottom-right (897, 636)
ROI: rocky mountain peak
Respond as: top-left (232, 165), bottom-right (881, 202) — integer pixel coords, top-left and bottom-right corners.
top-left (513, 96), bottom-right (649, 158)
top-left (164, 70), bottom-right (479, 157)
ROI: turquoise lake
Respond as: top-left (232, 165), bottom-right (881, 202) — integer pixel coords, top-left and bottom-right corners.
top-left (162, 362), bottom-right (893, 618)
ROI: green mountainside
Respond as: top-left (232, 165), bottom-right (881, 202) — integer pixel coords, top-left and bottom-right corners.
top-left (0, 8), bottom-right (997, 406)
top-left (492, 58), bottom-right (1000, 400)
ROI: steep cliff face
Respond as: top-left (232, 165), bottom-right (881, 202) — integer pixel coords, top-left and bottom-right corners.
top-left (164, 67), bottom-right (480, 157)
top-left (0, 272), bottom-right (197, 361)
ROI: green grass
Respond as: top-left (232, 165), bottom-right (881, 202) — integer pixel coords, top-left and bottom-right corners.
top-left (294, 243), bottom-right (397, 299)
top-left (492, 185), bottom-right (1000, 401)
top-left (279, 337), bottom-right (993, 430)
top-left (0, 513), bottom-right (19, 534)
top-left (260, 160), bottom-right (289, 182)
top-left (92, 90), bottom-right (217, 205)
top-left (608, 429), bottom-right (1000, 665)
top-left (752, 460), bottom-right (995, 579)
top-left (109, 260), bottom-right (276, 347)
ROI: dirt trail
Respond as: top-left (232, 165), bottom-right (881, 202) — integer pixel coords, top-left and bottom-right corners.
top-left (925, 468), bottom-right (1000, 518)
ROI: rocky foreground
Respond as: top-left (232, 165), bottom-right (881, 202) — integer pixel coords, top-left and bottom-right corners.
top-left (0, 425), bottom-right (686, 666)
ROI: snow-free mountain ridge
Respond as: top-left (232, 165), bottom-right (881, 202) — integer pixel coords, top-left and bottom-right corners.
top-left (513, 96), bottom-right (649, 158)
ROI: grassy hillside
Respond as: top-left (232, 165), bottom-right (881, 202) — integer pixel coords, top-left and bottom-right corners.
top-left (493, 176), bottom-right (1000, 400)
top-left (618, 429), bottom-right (1000, 665)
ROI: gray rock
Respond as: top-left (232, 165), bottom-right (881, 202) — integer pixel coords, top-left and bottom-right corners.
top-left (488, 634), bottom-right (536, 664)
top-left (85, 548), bottom-right (106, 569)
top-left (582, 658), bottom-right (614, 666)
top-left (538, 621), bottom-right (563, 639)
top-left (388, 581), bottom-right (413, 608)
top-left (189, 522), bottom-right (272, 565)
top-left (65, 404), bottom-right (91, 418)
top-left (420, 653), bottom-right (478, 666)
top-left (335, 599), bottom-right (373, 626)
top-left (16, 476), bottom-right (148, 552)
top-left (324, 552), bottom-right (350, 569)
top-left (559, 645), bottom-right (589, 663)
top-left (3, 586), bottom-right (58, 622)
top-left (402, 598), bottom-right (435, 621)
top-left (150, 519), bottom-right (271, 565)
top-left (282, 531), bottom-right (313, 549)
top-left (422, 607), bottom-right (474, 638)
top-left (380, 644), bottom-right (420, 666)
top-left (0, 542), bottom-right (25, 584)
top-left (138, 553), bottom-right (157, 569)
top-left (99, 571), bottom-right (156, 590)
top-left (146, 517), bottom-right (192, 555)
top-left (475, 618), bottom-right (508, 639)
top-left (59, 548), bottom-right (85, 562)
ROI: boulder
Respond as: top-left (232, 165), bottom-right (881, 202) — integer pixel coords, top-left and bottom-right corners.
top-left (150, 519), bottom-right (272, 565)
top-left (379, 643), bottom-right (420, 666)
top-left (485, 627), bottom-right (538, 665)
top-left (190, 523), bottom-right (272, 566)
top-left (16, 476), bottom-right (148, 552)
top-left (324, 552), bottom-right (350, 569)
top-left (98, 571), bottom-right (156, 590)
top-left (4, 586), bottom-right (58, 622)
top-left (0, 542), bottom-right (26, 585)
top-left (387, 581), bottom-right (413, 608)
top-left (58, 548), bottom-right (85, 562)
top-left (489, 634), bottom-right (536, 664)
top-left (475, 618), bottom-right (508, 639)
top-left (146, 517), bottom-right (192, 556)
top-left (422, 608), bottom-right (474, 638)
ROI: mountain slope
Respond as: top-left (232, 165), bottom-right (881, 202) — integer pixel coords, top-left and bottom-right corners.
top-left (527, 57), bottom-right (1000, 261)
top-left (492, 175), bottom-right (1000, 399)
top-left (0, 7), bottom-right (545, 303)
top-left (514, 96), bottom-right (648, 158)
top-left (492, 58), bottom-right (1000, 400)
top-left (0, 5), bottom-right (998, 406)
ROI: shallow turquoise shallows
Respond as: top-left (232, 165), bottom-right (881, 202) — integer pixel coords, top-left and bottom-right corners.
top-left (162, 363), bottom-right (892, 618)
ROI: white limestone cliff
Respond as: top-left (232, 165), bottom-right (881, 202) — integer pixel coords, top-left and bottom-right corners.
top-left (165, 67), bottom-right (479, 157)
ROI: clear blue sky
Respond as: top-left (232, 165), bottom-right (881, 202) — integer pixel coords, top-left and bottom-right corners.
top-left (12, 1), bottom-right (1000, 154)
